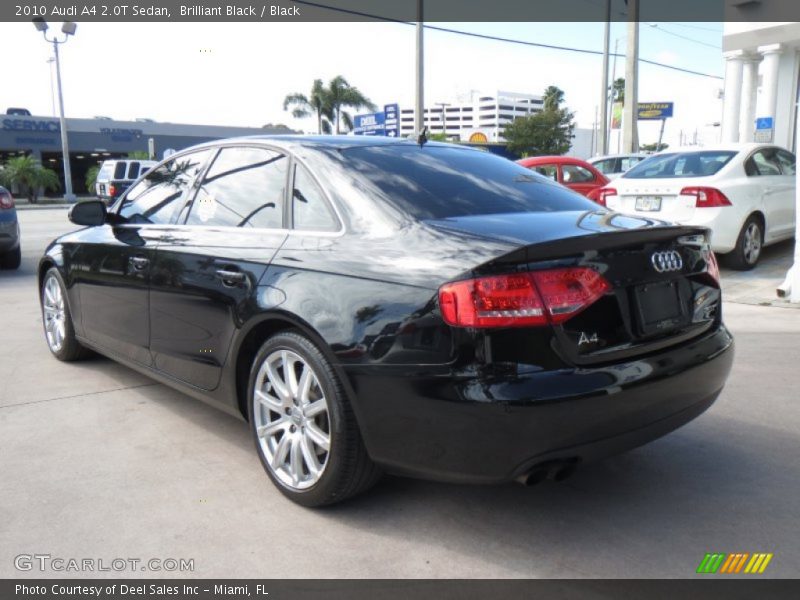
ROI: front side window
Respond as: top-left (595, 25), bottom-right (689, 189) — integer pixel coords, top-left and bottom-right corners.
top-left (185, 147), bottom-right (288, 228)
top-left (292, 163), bottom-right (338, 231)
top-left (119, 150), bottom-right (211, 224)
top-left (561, 164), bottom-right (595, 183)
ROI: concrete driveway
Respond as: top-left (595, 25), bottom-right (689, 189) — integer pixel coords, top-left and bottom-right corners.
top-left (1, 209), bottom-right (798, 578)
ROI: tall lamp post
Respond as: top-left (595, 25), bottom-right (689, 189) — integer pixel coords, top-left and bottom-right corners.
top-left (33, 18), bottom-right (76, 202)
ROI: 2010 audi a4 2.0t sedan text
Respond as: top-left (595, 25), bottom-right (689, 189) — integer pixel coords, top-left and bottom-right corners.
top-left (38, 136), bottom-right (734, 506)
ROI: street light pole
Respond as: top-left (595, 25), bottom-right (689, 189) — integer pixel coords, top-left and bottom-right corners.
top-left (622, 0), bottom-right (639, 153)
top-left (597, 0), bottom-right (611, 157)
top-left (435, 102), bottom-right (450, 136)
top-left (34, 19), bottom-right (76, 202)
top-left (415, 0), bottom-right (425, 136)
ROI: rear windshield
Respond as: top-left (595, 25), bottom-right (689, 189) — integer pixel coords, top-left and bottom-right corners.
top-left (623, 151), bottom-right (736, 179)
top-left (332, 145), bottom-right (596, 220)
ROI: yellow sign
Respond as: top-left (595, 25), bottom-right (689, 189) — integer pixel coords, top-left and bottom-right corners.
top-left (469, 132), bottom-right (488, 143)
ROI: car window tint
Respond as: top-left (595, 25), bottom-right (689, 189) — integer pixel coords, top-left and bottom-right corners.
top-left (292, 163), bottom-right (338, 231)
top-left (775, 149), bottom-right (796, 175)
top-left (119, 150), bottom-right (211, 224)
top-left (624, 151), bottom-right (736, 179)
top-left (186, 147), bottom-right (287, 228)
top-left (113, 162), bottom-right (126, 179)
top-left (593, 159), bottom-right (615, 174)
top-left (619, 156), bottom-right (642, 171)
top-left (750, 150), bottom-right (782, 176)
top-left (127, 162), bottom-right (140, 180)
top-left (528, 164), bottom-right (557, 180)
top-left (562, 164), bottom-right (595, 183)
top-left (335, 145), bottom-right (595, 220)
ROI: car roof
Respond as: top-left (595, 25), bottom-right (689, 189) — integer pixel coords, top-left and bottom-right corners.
top-left (517, 155), bottom-right (593, 166)
top-left (177, 134), bottom-right (481, 156)
top-left (657, 143), bottom-right (787, 154)
top-left (588, 153), bottom-right (649, 161)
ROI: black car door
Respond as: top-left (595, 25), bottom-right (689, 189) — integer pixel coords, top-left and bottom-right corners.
top-left (75, 151), bottom-right (212, 366)
top-left (149, 145), bottom-right (289, 391)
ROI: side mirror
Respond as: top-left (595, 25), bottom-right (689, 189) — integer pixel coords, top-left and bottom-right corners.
top-left (69, 200), bottom-right (107, 226)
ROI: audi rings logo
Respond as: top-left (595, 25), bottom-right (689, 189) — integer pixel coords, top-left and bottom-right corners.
top-left (651, 250), bottom-right (683, 273)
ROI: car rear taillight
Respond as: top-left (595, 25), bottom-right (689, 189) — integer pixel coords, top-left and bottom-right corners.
top-left (680, 187), bottom-right (731, 208)
top-left (595, 187), bottom-right (617, 207)
top-left (108, 184), bottom-right (117, 197)
top-left (0, 191), bottom-right (14, 209)
top-left (439, 267), bottom-right (611, 328)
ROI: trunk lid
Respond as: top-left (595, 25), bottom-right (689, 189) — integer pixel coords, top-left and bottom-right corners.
top-left (426, 210), bottom-right (720, 365)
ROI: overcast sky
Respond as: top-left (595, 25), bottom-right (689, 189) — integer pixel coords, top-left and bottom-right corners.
top-left (1, 21), bottom-right (725, 148)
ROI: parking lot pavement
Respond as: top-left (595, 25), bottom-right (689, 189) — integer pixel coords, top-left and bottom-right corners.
top-left (720, 239), bottom-right (798, 308)
top-left (1, 209), bottom-right (799, 578)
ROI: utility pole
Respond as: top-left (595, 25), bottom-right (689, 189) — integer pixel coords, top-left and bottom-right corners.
top-left (598, 0), bottom-right (611, 156)
top-left (414, 0), bottom-right (424, 135)
top-left (435, 102), bottom-right (450, 135)
top-left (622, 0), bottom-right (639, 153)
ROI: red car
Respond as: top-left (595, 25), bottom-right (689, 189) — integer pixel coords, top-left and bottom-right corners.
top-left (516, 156), bottom-right (609, 203)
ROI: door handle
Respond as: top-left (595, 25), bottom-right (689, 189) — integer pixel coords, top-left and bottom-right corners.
top-left (130, 256), bottom-right (149, 271)
top-left (216, 269), bottom-right (246, 286)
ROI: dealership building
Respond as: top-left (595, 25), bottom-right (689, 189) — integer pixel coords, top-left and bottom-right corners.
top-left (0, 114), bottom-right (287, 194)
top-left (721, 22), bottom-right (800, 150)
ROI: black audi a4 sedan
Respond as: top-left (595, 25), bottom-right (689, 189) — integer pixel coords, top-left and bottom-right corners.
top-left (39, 136), bottom-right (734, 506)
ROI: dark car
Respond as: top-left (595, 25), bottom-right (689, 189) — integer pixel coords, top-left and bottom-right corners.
top-left (0, 185), bottom-right (21, 269)
top-left (39, 136), bottom-right (734, 506)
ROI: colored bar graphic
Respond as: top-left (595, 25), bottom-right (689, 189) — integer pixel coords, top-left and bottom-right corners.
top-left (699, 552), bottom-right (773, 575)
top-left (697, 553), bottom-right (726, 574)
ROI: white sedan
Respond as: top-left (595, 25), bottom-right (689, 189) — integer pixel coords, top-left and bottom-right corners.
top-left (597, 144), bottom-right (795, 269)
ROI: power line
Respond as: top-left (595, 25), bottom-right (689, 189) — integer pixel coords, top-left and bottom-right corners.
top-left (646, 23), bottom-right (721, 49)
top-left (292, 1), bottom-right (723, 80)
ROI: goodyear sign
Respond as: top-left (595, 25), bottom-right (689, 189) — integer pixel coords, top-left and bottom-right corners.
top-left (638, 102), bottom-right (674, 120)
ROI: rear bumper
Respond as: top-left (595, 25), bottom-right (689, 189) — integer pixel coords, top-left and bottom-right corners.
top-left (345, 325), bottom-right (734, 484)
top-left (0, 219), bottom-right (20, 252)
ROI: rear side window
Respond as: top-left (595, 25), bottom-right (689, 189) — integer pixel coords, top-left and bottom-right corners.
top-left (334, 145), bottom-right (595, 220)
top-left (185, 146), bottom-right (288, 228)
top-left (746, 149), bottom-right (782, 176)
top-left (292, 163), bottom-right (338, 231)
top-left (119, 150), bottom-right (211, 224)
top-left (623, 151), bottom-right (736, 179)
top-left (127, 162), bottom-right (140, 180)
top-left (620, 156), bottom-right (644, 171)
top-left (528, 164), bottom-right (557, 180)
top-left (113, 162), bottom-right (126, 179)
top-left (775, 149), bottom-right (796, 175)
top-left (592, 159), bottom-right (617, 174)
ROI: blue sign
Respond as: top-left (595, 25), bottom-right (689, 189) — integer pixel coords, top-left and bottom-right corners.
top-left (353, 111), bottom-right (386, 136)
top-left (637, 102), bottom-right (674, 120)
top-left (756, 117), bottom-right (774, 130)
top-left (2, 118), bottom-right (60, 132)
top-left (384, 103), bottom-right (399, 138)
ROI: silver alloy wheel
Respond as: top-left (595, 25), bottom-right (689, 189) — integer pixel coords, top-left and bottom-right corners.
top-left (43, 275), bottom-right (66, 353)
top-left (743, 222), bottom-right (762, 265)
top-left (253, 349), bottom-right (331, 490)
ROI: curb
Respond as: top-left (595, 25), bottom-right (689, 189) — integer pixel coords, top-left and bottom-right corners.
top-left (15, 204), bottom-right (71, 211)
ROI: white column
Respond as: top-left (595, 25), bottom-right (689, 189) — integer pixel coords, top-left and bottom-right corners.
top-left (758, 44), bottom-right (783, 127)
top-left (739, 55), bottom-right (761, 143)
top-left (721, 52), bottom-right (744, 143)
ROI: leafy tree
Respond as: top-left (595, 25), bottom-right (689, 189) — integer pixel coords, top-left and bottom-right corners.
top-left (503, 86), bottom-right (575, 156)
top-left (127, 150), bottom-right (151, 160)
top-left (0, 155), bottom-right (60, 203)
top-left (283, 79), bottom-right (334, 134)
top-left (326, 75), bottom-right (376, 134)
top-left (640, 142), bottom-right (668, 152)
top-left (262, 123), bottom-right (293, 131)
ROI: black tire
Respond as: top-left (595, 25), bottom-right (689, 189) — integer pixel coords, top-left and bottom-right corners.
top-left (40, 267), bottom-right (92, 361)
top-left (247, 331), bottom-right (381, 507)
top-left (0, 245), bottom-right (21, 270)
top-left (726, 215), bottom-right (763, 271)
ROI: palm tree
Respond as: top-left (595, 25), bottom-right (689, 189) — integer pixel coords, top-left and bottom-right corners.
top-left (612, 78), bottom-right (625, 104)
top-left (543, 86), bottom-right (565, 112)
top-left (0, 155), bottom-right (60, 203)
top-left (283, 79), bottom-right (333, 134)
top-left (326, 76), bottom-right (376, 134)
